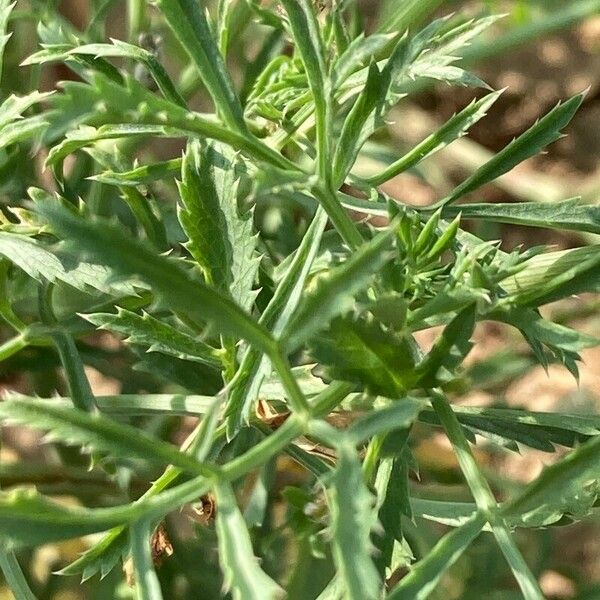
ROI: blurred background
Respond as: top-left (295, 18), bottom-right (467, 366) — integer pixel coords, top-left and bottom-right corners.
top-left (1, 1), bottom-right (600, 599)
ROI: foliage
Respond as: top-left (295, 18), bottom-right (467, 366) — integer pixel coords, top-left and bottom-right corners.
top-left (0, 1), bottom-right (598, 599)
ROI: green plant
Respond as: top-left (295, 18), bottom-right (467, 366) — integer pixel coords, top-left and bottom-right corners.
top-left (0, 1), bottom-right (599, 599)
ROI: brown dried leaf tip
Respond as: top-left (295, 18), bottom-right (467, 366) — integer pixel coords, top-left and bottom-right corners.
top-left (192, 493), bottom-right (217, 527)
top-left (123, 522), bottom-right (174, 587)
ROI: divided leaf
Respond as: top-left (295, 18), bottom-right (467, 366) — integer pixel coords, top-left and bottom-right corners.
top-left (178, 140), bottom-right (259, 310)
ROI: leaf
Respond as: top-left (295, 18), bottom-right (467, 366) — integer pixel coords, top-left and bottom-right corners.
top-left (367, 90), bottom-right (502, 186)
top-left (0, 552), bottom-right (37, 600)
top-left (178, 140), bottom-right (259, 309)
top-left (0, 398), bottom-right (213, 476)
top-left (84, 309), bottom-right (220, 368)
top-left (333, 62), bottom-right (389, 186)
top-left (440, 94), bottom-right (583, 205)
top-left (348, 399), bottom-right (425, 444)
top-left (281, 225), bottom-right (396, 353)
top-left (0, 91), bottom-right (53, 128)
top-left (154, 0), bottom-right (246, 131)
top-left (0, 114), bottom-right (48, 149)
top-left (501, 434), bottom-right (600, 526)
top-left (443, 198), bottom-right (600, 235)
top-left (226, 208), bottom-right (329, 434)
top-left (327, 440), bottom-right (380, 600)
top-left (0, 0), bottom-right (15, 82)
top-left (36, 203), bottom-right (277, 357)
top-left (0, 230), bottom-right (135, 296)
top-left (386, 513), bottom-right (485, 600)
top-left (311, 316), bottom-right (418, 397)
top-left (416, 305), bottom-right (476, 386)
top-left (214, 481), bottom-right (282, 600)
top-left (332, 33), bottom-right (396, 86)
top-left (0, 489), bottom-right (127, 551)
top-left (67, 39), bottom-right (185, 107)
top-left (500, 246), bottom-right (600, 306)
top-left (91, 158), bottom-right (182, 187)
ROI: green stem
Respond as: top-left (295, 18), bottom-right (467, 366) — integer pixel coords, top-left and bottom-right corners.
top-left (130, 520), bottom-right (164, 600)
top-left (128, 0), bottom-right (148, 43)
top-left (312, 184), bottom-right (363, 251)
top-left (0, 334), bottom-right (27, 362)
top-left (0, 551), bottom-right (37, 600)
top-left (430, 390), bottom-right (544, 600)
top-left (270, 349), bottom-right (311, 416)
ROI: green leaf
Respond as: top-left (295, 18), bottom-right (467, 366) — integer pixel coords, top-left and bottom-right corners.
top-left (311, 316), bottom-right (418, 397)
top-left (348, 399), bottom-right (425, 444)
top-left (154, 0), bottom-right (246, 131)
top-left (226, 208), bottom-right (329, 434)
top-left (0, 114), bottom-right (48, 149)
top-left (84, 309), bottom-right (220, 368)
top-left (67, 39), bottom-right (185, 107)
top-left (416, 305), bottom-right (476, 386)
top-left (214, 481), bottom-right (282, 600)
top-left (500, 246), bottom-right (600, 306)
top-left (443, 198), bottom-right (600, 235)
top-left (0, 230), bottom-right (135, 296)
top-left (333, 62), bottom-right (388, 186)
top-left (327, 441), bottom-right (380, 600)
top-left (0, 552), bottom-right (37, 600)
top-left (332, 33), bottom-right (395, 86)
top-left (0, 398), bottom-right (214, 476)
top-left (281, 225), bottom-right (396, 353)
top-left (501, 434), bottom-right (600, 526)
top-left (91, 158), bottom-right (182, 187)
top-left (178, 140), bottom-right (259, 309)
top-left (367, 90), bottom-right (502, 186)
top-left (0, 489), bottom-right (127, 551)
top-left (0, 0), bottom-right (15, 82)
top-left (36, 203), bottom-right (277, 357)
top-left (440, 94), bottom-right (583, 205)
top-left (387, 513), bottom-right (485, 600)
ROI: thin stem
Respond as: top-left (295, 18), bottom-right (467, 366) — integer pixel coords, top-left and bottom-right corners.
top-left (0, 334), bottom-right (27, 362)
top-left (430, 390), bottom-right (544, 600)
top-left (129, 520), bottom-right (164, 600)
top-left (270, 349), bottom-right (312, 416)
top-left (0, 551), bottom-right (37, 600)
top-left (312, 184), bottom-right (363, 251)
top-left (127, 0), bottom-right (148, 43)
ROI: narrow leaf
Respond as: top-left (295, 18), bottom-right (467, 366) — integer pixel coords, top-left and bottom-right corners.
top-left (214, 481), bottom-right (282, 600)
top-left (441, 94), bottom-right (584, 205)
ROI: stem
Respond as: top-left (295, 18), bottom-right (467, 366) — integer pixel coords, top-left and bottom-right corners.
top-left (312, 184), bottom-right (363, 251)
top-left (270, 349), bottom-right (311, 416)
top-left (0, 334), bottom-right (27, 362)
top-left (127, 0), bottom-right (148, 43)
top-left (430, 390), bottom-right (544, 600)
top-left (130, 520), bottom-right (164, 600)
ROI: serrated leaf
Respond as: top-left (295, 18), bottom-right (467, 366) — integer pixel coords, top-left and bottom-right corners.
top-left (91, 158), bottom-right (182, 187)
top-left (154, 0), bottom-right (245, 131)
top-left (440, 94), bottom-right (583, 205)
top-left (281, 225), bottom-right (396, 353)
top-left (67, 39), bottom-right (185, 107)
top-left (0, 398), bottom-right (213, 476)
top-left (368, 90), bottom-right (502, 186)
top-left (311, 316), bottom-right (418, 397)
top-left (85, 309), bottom-right (220, 368)
top-left (0, 231), bottom-right (135, 296)
top-left (387, 513), bottom-right (485, 600)
top-left (327, 441), bottom-right (380, 600)
top-left (0, 0), bottom-right (15, 82)
top-left (443, 198), bottom-right (600, 235)
top-left (214, 481), bottom-right (282, 600)
top-left (416, 305), bottom-right (476, 386)
top-left (0, 489), bottom-right (127, 551)
top-left (36, 203), bottom-right (277, 356)
top-left (501, 435), bottom-right (600, 526)
top-left (332, 33), bottom-right (395, 86)
top-left (348, 399), bottom-right (425, 444)
top-left (500, 246), bottom-right (600, 306)
top-left (226, 208), bottom-right (328, 435)
top-left (178, 140), bottom-right (259, 310)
